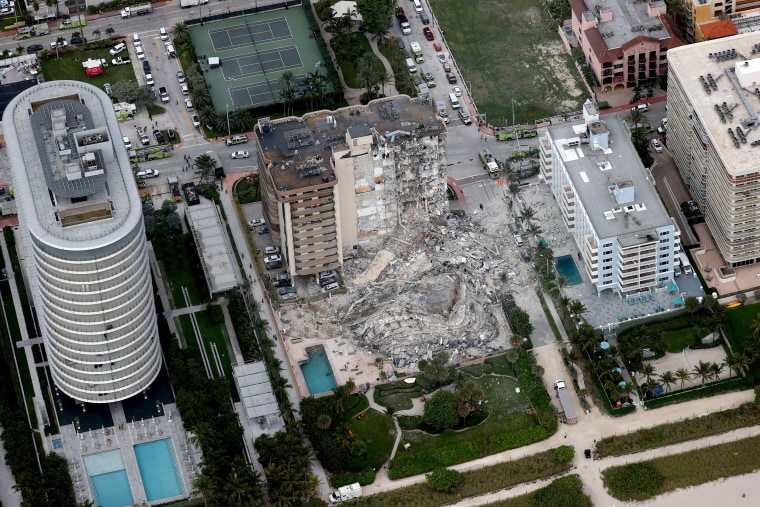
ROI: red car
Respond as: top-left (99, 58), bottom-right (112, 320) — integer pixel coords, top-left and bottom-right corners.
top-left (423, 27), bottom-right (434, 41)
top-left (443, 62), bottom-right (451, 72)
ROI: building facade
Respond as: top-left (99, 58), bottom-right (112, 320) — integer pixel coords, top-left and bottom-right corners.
top-left (539, 100), bottom-right (681, 296)
top-left (569, 0), bottom-right (684, 91)
top-left (668, 31), bottom-right (760, 267)
top-left (4, 81), bottom-right (162, 403)
top-left (253, 97), bottom-right (446, 277)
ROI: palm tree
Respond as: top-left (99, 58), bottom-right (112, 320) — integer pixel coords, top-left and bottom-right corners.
top-left (356, 53), bottom-right (378, 98)
top-left (229, 108), bottom-right (250, 132)
top-left (569, 299), bottom-right (588, 320)
top-left (727, 352), bottom-right (750, 377)
top-left (710, 361), bottom-right (725, 381)
top-left (193, 472), bottom-right (216, 507)
top-left (524, 221), bottom-right (544, 242)
top-left (105, 26), bottom-right (115, 38)
top-left (750, 312), bottom-right (760, 340)
top-left (279, 70), bottom-right (297, 116)
top-left (675, 368), bottom-right (691, 390)
top-left (377, 70), bottom-right (392, 96)
top-left (172, 22), bottom-right (191, 47)
top-left (15, 45), bottom-right (24, 56)
top-left (197, 106), bottom-right (218, 133)
top-left (658, 371), bottom-right (676, 392)
top-left (194, 153), bottom-right (216, 182)
top-left (684, 296), bottom-right (701, 314)
top-left (640, 363), bottom-right (656, 388)
top-left (191, 88), bottom-right (212, 109)
top-left (519, 206), bottom-right (536, 223)
top-left (692, 360), bottom-right (713, 386)
top-left (92, 28), bottom-right (101, 40)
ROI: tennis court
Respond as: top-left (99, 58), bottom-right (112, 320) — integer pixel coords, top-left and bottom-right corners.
top-left (209, 18), bottom-right (292, 51)
top-left (188, 5), bottom-right (327, 110)
top-left (222, 46), bottom-right (303, 79)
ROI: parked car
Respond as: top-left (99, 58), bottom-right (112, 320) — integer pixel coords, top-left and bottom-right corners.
top-left (184, 98), bottom-right (193, 110)
top-left (145, 73), bottom-right (154, 86)
top-left (153, 129), bottom-right (164, 143)
top-left (136, 127), bottom-right (150, 145)
top-left (231, 150), bottom-right (249, 159)
top-left (50, 40), bottom-right (67, 49)
top-left (136, 46), bottom-right (145, 59)
top-left (446, 72), bottom-right (457, 84)
top-left (265, 261), bottom-right (282, 270)
top-left (277, 286), bottom-right (296, 296)
top-left (167, 129), bottom-right (176, 141)
top-left (651, 138), bottom-right (663, 153)
top-left (177, 71), bottom-right (186, 83)
top-left (264, 255), bottom-right (282, 264)
top-left (584, 449), bottom-right (592, 459)
top-left (458, 109), bottom-right (472, 125)
top-left (451, 85), bottom-right (462, 97)
top-left (443, 62), bottom-right (451, 72)
top-left (142, 60), bottom-right (150, 73)
top-left (69, 36), bottom-right (86, 45)
top-left (26, 44), bottom-right (43, 52)
top-left (396, 38), bottom-right (405, 50)
top-left (159, 27), bottom-right (169, 41)
top-left (248, 218), bottom-right (265, 228)
top-left (109, 43), bottom-right (126, 56)
top-left (122, 136), bottom-right (132, 150)
top-left (180, 84), bottom-right (189, 95)
top-left (111, 57), bottom-right (131, 65)
top-left (263, 246), bottom-right (280, 255)
top-left (423, 27), bottom-right (434, 41)
top-left (103, 83), bottom-right (112, 96)
top-left (192, 115), bottom-right (201, 127)
top-left (257, 226), bottom-right (269, 235)
top-left (280, 292), bottom-right (298, 302)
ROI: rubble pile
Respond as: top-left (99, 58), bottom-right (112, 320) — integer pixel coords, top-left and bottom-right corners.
top-left (319, 212), bottom-right (539, 370)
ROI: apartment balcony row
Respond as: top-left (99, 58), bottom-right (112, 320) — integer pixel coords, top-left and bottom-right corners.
top-left (38, 266), bottom-right (149, 302)
top-left (292, 226), bottom-right (338, 244)
top-left (53, 363), bottom-right (161, 402)
top-left (33, 234), bottom-right (146, 270)
top-left (39, 286), bottom-right (153, 323)
top-left (294, 245), bottom-right (340, 264)
top-left (50, 345), bottom-right (159, 382)
top-left (36, 253), bottom-right (147, 285)
top-left (46, 318), bottom-right (155, 350)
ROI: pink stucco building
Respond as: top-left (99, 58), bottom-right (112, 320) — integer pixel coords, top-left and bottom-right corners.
top-left (569, 0), bottom-right (685, 92)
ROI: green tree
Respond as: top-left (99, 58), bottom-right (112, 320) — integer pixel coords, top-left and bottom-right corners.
top-left (316, 414), bottom-right (331, 430)
top-left (356, 0), bottom-right (394, 37)
top-left (640, 363), bottom-right (656, 388)
top-left (279, 70), bottom-right (298, 117)
top-left (194, 153), bottom-right (216, 182)
top-left (229, 108), bottom-right (251, 132)
top-left (198, 106), bottom-right (219, 131)
top-left (426, 468), bottom-right (463, 493)
top-left (172, 22), bottom-right (191, 47)
top-left (422, 390), bottom-right (459, 431)
top-left (508, 307), bottom-right (534, 339)
top-left (455, 380), bottom-right (484, 421)
top-left (675, 368), bottom-right (691, 390)
top-left (92, 28), bottom-right (101, 40)
top-left (710, 361), bottom-right (725, 381)
top-left (105, 26), bottom-right (115, 38)
top-left (684, 296), bottom-right (701, 314)
top-left (418, 351), bottom-right (450, 387)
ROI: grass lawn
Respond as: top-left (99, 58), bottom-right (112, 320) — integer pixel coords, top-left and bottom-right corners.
top-left (723, 303), bottom-right (759, 351)
top-left (152, 235), bottom-right (207, 308)
top-left (660, 327), bottom-right (696, 353)
top-left (430, 0), bottom-right (585, 124)
top-left (374, 381), bottom-right (426, 411)
top-left (40, 47), bottom-right (137, 88)
top-left (391, 375), bottom-right (545, 478)
top-left (353, 447), bottom-right (574, 507)
top-left (349, 409), bottom-right (396, 469)
top-left (603, 434), bottom-right (760, 502)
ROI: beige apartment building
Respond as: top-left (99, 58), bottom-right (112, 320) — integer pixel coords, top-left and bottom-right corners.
top-left (668, 31), bottom-right (760, 267)
top-left (254, 97), bottom-right (446, 277)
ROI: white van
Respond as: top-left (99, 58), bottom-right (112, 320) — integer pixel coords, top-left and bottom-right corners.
top-left (413, 0), bottom-right (423, 13)
top-left (449, 93), bottom-right (460, 109)
top-left (159, 27), bottom-right (168, 41)
top-left (406, 58), bottom-right (417, 73)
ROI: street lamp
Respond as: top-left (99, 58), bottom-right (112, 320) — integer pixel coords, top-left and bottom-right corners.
top-left (225, 104), bottom-right (231, 137)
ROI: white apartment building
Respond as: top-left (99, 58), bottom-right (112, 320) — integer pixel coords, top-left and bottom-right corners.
top-left (539, 100), bottom-right (681, 296)
top-left (3, 81), bottom-right (162, 403)
top-left (668, 32), bottom-right (760, 268)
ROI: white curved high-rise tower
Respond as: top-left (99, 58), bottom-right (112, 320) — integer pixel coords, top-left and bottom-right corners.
top-left (3, 81), bottom-right (161, 403)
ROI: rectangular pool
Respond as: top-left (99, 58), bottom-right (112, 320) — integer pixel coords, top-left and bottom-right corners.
top-left (134, 439), bottom-right (184, 501)
top-left (83, 450), bottom-right (134, 507)
top-left (300, 346), bottom-right (337, 395)
top-left (555, 255), bottom-right (583, 286)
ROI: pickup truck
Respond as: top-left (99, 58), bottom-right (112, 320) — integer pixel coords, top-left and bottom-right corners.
top-left (111, 57), bottom-right (130, 66)
top-left (159, 87), bottom-right (170, 103)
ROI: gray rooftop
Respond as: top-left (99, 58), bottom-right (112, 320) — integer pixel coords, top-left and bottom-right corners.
top-left (668, 31), bottom-right (760, 177)
top-left (233, 362), bottom-right (281, 422)
top-left (593, 0), bottom-right (668, 49)
top-left (257, 96), bottom-right (444, 192)
top-left (548, 118), bottom-right (672, 241)
top-left (185, 201), bottom-right (240, 294)
top-left (3, 81), bottom-right (141, 250)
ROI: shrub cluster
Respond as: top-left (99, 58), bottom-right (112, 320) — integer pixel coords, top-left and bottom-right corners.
top-left (512, 349), bottom-right (558, 432)
top-left (228, 292), bottom-right (263, 361)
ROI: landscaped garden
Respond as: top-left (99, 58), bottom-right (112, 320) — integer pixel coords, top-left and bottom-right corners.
top-left (602, 433), bottom-right (760, 502)
top-left (40, 38), bottom-right (137, 87)
top-left (152, 234), bottom-right (209, 308)
top-left (388, 351), bottom-right (557, 479)
top-left (352, 447), bottom-right (575, 507)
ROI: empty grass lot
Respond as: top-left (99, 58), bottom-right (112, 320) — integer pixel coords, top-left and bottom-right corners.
top-left (349, 409), bottom-right (396, 468)
top-left (430, 0), bottom-right (585, 124)
top-left (40, 47), bottom-right (137, 87)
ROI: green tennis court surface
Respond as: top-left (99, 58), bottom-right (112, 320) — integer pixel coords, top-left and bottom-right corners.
top-left (189, 6), bottom-right (327, 110)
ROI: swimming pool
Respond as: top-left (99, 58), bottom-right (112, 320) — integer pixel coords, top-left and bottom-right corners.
top-left (83, 450), bottom-right (134, 507)
top-left (300, 346), bottom-right (337, 395)
top-left (555, 255), bottom-right (583, 286)
top-left (134, 439), bottom-right (184, 501)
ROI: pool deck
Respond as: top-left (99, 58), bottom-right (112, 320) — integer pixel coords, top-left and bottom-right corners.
top-left (47, 401), bottom-right (198, 506)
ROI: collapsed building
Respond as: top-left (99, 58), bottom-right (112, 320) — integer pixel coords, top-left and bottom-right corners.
top-left (255, 97), bottom-right (517, 369)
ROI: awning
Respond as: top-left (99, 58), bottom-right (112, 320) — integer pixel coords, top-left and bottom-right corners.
top-left (673, 296), bottom-right (683, 306)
